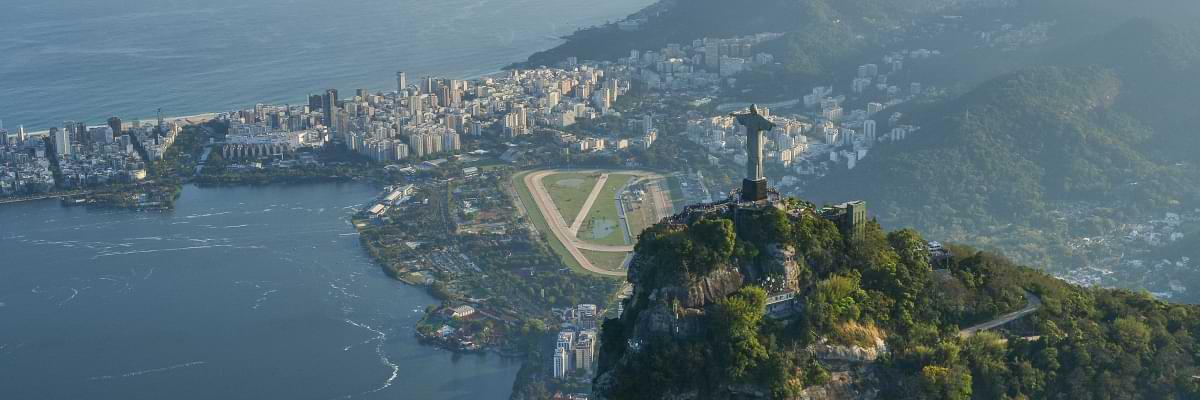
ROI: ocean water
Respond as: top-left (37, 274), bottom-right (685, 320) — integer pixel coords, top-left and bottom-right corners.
top-left (0, 0), bottom-right (652, 131)
top-left (0, 183), bottom-right (523, 399)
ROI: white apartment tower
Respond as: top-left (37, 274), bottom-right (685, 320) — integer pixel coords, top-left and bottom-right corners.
top-left (553, 347), bottom-right (569, 379)
top-left (53, 128), bottom-right (71, 156)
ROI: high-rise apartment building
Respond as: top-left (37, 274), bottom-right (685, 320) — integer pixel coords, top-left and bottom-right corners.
top-left (107, 117), bottom-right (123, 138)
top-left (53, 128), bottom-right (71, 156)
top-left (863, 120), bottom-right (877, 142)
top-left (323, 89), bottom-right (339, 131)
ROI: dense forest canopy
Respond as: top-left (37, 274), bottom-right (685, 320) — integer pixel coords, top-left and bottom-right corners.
top-left (596, 199), bottom-right (1200, 399)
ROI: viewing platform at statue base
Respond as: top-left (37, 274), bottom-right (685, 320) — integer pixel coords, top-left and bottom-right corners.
top-left (731, 185), bottom-right (782, 211)
top-left (741, 178), bottom-right (768, 202)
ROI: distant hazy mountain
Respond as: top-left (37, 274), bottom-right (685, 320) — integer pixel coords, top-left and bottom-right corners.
top-left (1051, 19), bottom-right (1200, 159)
top-left (809, 20), bottom-right (1200, 266)
top-left (520, 0), bottom-right (961, 68)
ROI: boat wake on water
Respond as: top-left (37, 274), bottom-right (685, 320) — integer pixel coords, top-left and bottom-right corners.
top-left (92, 244), bottom-right (233, 259)
top-left (339, 319), bottom-right (399, 398)
top-left (87, 361), bottom-right (207, 381)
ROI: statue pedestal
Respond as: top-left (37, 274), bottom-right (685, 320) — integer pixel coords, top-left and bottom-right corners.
top-left (741, 178), bottom-right (767, 202)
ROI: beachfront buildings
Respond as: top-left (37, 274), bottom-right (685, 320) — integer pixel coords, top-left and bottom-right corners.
top-left (224, 63), bottom-right (631, 164)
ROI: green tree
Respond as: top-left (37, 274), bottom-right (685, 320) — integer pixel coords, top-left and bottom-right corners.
top-left (920, 365), bottom-right (973, 400)
top-left (806, 274), bottom-right (866, 330)
top-left (709, 286), bottom-right (769, 380)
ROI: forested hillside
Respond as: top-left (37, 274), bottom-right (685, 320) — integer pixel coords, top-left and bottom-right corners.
top-left (595, 198), bottom-right (1200, 399)
top-left (1051, 19), bottom-right (1200, 160)
top-left (816, 65), bottom-right (1190, 225)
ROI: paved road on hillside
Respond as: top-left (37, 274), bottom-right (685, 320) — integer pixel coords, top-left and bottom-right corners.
top-left (959, 290), bottom-right (1043, 338)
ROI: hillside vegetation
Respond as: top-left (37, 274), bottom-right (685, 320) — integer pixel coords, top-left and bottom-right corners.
top-left (596, 199), bottom-right (1200, 399)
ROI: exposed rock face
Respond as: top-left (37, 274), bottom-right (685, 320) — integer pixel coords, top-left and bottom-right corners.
top-left (667, 266), bottom-right (746, 309)
top-left (810, 341), bottom-right (887, 363)
top-left (795, 340), bottom-right (887, 400)
top-left (763, 244), bottom-right (803, 292)
top-left (623, 202), bottom-right (746, 339)
top-left (796, 368), bottom-right (879, 400)
top-left (598, 199), bottom-right (831, 399)
top-left (628, 264), bottom-right (744, 337)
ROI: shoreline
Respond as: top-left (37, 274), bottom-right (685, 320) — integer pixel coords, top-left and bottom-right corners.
top-left (0, 190), bottom-right (89, 206)
top-left (11, 67), bottom-right (513, 136)
top-left (19, 113), bottom-right (221, 138)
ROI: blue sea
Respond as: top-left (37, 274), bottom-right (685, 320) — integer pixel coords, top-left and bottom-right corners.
top-left (0, 0), bottom-right (652, 131)
top-left (1, 184), bottom-right (509, 399)
top-left (0, 1), bottom-right (653, 398)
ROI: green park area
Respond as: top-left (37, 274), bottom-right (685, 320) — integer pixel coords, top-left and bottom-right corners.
top-left (666, 175), bottom-right (687, 211)
top-left (624, 192), bottom-right (656, 239)
top-left (544, 172), bottom-right (600, 224)
top-left (513, 171), bottom-right (584, 274)
top-left (581, 249), bottom-right (630, 273)
top-left (578, 174), bottom-right (634, 246)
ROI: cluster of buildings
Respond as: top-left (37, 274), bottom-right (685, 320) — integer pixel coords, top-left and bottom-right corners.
top-left (1061, 209), bottom-right (1200, 295)
top-left (687, 106), bottom-right (812, 169)
top-left (364, 184), bottom-right (417, 219)
top-left (679, 47), bottom-right (939, 193)
top-left (221, 120), bottom-right (319, 161)
top-left (56, 119), bottom-right (180, 188)
top-left (0, 124), bottom-right (55, 196)
top-left (228, 62), bottom-right (642, 163)
top-left (774, 52), bottom-right (937, 184)
top-left (425, 304), bottom-right (485, 352)
top-left (976, 21), bottom-right (1053, 50)
top-left (617, 33), bottom-right (783, 90)
top-left (552, 304), bottom-right (599, 379)
top-left (554, 118), bottom-right (658, 154)
top-left (0, 116), bottom-right (184, 195)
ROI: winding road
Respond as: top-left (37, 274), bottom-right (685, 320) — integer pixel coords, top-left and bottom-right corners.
top-left (959, 290), bottom-right (1043, 338)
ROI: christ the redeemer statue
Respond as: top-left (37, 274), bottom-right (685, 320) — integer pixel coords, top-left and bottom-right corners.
top-left (732, 104), bottom-right (776, 202)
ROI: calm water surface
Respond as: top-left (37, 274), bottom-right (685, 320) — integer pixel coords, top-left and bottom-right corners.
top-left (0, 0), bottom-right (652, 131)
top-left (0, 184), bottom-right (517, 399)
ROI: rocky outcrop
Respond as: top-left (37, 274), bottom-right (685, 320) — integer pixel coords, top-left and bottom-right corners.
top-left (663, 266), bottom-right (746, 309)
top-left (810, 341), bottom-right (887, 363)
top-left (796, 339), bottom-right (887, 400)
top-left (598, 199), bottom-right (835, 398)
top-left (761, 244), bottom-right (804, 291)
top-left (796, 368), bottom-right (879, 400)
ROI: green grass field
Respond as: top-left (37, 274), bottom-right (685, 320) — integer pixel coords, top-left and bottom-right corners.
top-left (513, 171), bottom-right (585, 274)
top-left (581, 250), bottom-right (631, 273)
top-left (578, 174), bottom-right (635, 246)
top-left (667, 175), bottom-right (688, 210)
top-left (543, 172), bottom-right (600, 225)
top-left (624, 196), bottom-right (656, 239)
